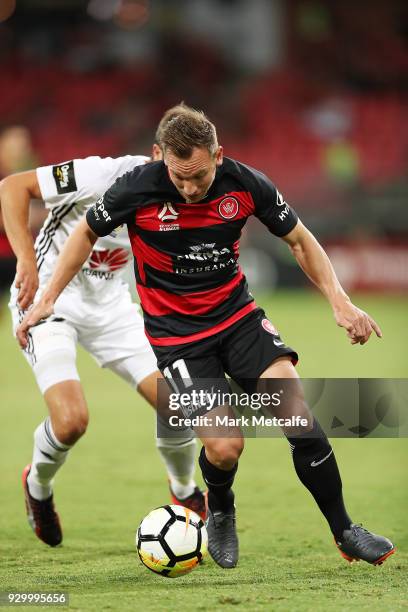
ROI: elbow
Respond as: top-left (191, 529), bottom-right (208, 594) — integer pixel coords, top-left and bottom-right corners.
top-left (0, 174), bottom-right (16, 191)
top-left (81, 219), bottom-right (98, 245)
top-left (289, 242), bottom-right (304, 259)
top-left (0, 175), bottom-right (17, 201)
top-left (0, 177), bottom-right (7, 198)
top-left (0, 177), bottom-right (9, 208)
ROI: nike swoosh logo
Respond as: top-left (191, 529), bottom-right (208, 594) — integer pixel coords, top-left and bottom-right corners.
top-left (273, 339), bottom-right (284, 347)
top-left (310, 449), bottom-right (333, 467)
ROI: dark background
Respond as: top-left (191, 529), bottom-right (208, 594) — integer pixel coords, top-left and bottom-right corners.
top-left (0, 0), bottom-right (407, 292)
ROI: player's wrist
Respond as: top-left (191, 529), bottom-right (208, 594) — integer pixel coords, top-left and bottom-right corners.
top-left (329, 291), bottom-right (351, 312)
top-left (17, 252), bottom-right (37, 267)
top-left (40, 287), bottom-right (58, 308)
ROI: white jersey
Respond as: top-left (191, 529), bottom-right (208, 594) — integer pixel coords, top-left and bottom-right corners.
top-left (9, 154), bottom-right (159, 391)
top-left (34, 155), bottom-right (148, 303)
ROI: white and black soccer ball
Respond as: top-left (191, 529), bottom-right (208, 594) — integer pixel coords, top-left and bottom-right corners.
top-left (136, 504), bottom-right (208, 578)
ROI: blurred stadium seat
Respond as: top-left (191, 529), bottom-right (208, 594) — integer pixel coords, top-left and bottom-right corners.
top-left (0, 0), bottom-right (407, 292)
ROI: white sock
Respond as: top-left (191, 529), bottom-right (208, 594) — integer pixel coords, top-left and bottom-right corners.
top-left (27, 418), bottom-right (71, 500)
top-left (156, 434), bottom-right (197, 499)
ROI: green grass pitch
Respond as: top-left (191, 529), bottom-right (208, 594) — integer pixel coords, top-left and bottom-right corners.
top-left (0, 290), bottom-right (407, 611)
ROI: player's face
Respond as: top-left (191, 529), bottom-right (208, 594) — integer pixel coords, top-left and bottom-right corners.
top-left (165, 146), bottom-right (223, 203)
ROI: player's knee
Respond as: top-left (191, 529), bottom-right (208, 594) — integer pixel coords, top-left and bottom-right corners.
top-left (51, 402), bottom-right (89, 445)
top-left (206, 437), bottom-right (244, 468)
top-left (45, 381), bottom-right (89, 444)
top-left (55, 413), bottom-right (89, 444)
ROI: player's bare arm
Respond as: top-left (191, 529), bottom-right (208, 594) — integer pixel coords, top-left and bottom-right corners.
top-left (16, 217), bottom-right (97, 348)
top-left (0, 171), bottom-right (42, 309)
top-left (281, 220), bottom-right (382, 345)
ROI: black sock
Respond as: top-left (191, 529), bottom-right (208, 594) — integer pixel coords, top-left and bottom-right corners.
top-left (199, 446), bottom-right (237, 513)
top-left (287, 419), bottom-right (352, 540)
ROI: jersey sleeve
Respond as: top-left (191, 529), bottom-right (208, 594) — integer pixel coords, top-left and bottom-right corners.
top-left (250, 168), bottom-right (298, 237)
top-left (36, 155), bottom-right (148, 209)
top-left (86, 169), bottom-right (141, 237)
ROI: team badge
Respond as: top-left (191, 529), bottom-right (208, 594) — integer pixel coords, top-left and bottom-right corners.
top-left (218, 197), bottom-right (239, 220)
top-left (261, 319), bottom-right (278, 335)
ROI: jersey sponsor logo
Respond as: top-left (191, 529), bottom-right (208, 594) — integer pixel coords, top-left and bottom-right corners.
top-left (187, 243), bottom-right (221, 260)
top-left (261, 318), bottom-right (278, 335)
top-left (93, 197), bottom-right (112, 223)
top-left (278, 205), bottom-right (290, 222)
top-left (176, 242), bottom-right (235, 272)
top-left (88, 248), bottom-right (129, 272)
top-left (276, 190), bottom-right (286, 206)
top-left (174, 243), bottom-right (235, 274)
top-left (83, 269), bottom-right (114, 280)
top-left (52, 161), bottom-right (77, 194)
top-left (218, 196), bottom-right (239, 220)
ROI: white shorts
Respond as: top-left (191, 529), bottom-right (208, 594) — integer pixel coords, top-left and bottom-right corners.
top-left (9, 285), bottom-right (158, 394)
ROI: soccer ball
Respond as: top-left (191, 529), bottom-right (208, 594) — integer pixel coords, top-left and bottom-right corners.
top-left (136, 504), bottom-right (208, 578)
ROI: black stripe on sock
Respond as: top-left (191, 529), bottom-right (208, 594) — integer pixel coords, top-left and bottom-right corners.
top-left (44, 419), bottom-right (68, 453)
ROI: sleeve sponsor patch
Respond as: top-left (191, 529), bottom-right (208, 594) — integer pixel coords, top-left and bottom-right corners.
top-left (52, 161), bottom-right (77, 194)
top-left (91, 197), bottom-right (112, 223)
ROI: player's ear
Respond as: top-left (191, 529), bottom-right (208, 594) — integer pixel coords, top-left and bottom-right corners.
top-left (151, 143), bottom-right (163, 161)
top-left (215, 146), bottom-right (223, 166)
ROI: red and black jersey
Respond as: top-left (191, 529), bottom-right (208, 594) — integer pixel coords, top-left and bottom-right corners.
top-left (86, 157), bottom-right (298, 346)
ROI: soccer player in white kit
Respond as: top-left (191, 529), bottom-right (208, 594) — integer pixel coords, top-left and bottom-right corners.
top-left (1, 106), bottom-right (206, 547)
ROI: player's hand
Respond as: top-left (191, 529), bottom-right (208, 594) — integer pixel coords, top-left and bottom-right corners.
top-left (333, 299), bottom-right (382, 345)
top-left (15, 257), bottom-right (39, 310)
top-left (16, 298), bottom-right (54, 349)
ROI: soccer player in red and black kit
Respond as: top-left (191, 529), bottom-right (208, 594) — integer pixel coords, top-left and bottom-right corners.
top-left (17, 106), bottom-right (395, 569)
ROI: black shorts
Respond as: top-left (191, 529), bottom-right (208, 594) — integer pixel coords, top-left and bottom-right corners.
top-left (153, 307), bottom-right (298, 396)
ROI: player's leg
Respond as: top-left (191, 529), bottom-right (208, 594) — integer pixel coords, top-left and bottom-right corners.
top-left (224, 307), bottom-right (394, 564)
top-left (195, 410), bottom-right (243, 568)
top-left (137, 370), bottom-right (198, 500)
top-left (260, 357), bottom-right (353, 537)
top-left (158, 343), bottom-right (242, 568)
top-left (223, 308), bottom-right (351, 534)
top-left (79, 295), bottom-right (203, 502)
top-left (104, 355), bottom-right (206, 518)
top-left (197, 415), bottom-right (243, 511)
top-left (260, 356), bottom-right (394, 564)
top-left (80, 293), bottom-right (204, 510)
top-left (18, 319), bottom-right (86, 546)
top-left (28, 379), bottom-right (88, 500)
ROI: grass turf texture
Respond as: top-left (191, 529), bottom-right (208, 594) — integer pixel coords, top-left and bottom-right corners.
top-left (0, 290), bottom-right (407, 611)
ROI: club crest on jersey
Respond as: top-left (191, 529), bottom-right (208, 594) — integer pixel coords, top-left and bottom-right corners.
top-left (261, 319), bottom-right (278, 335)
top-left (218, 196), bottom-right (239, 220)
